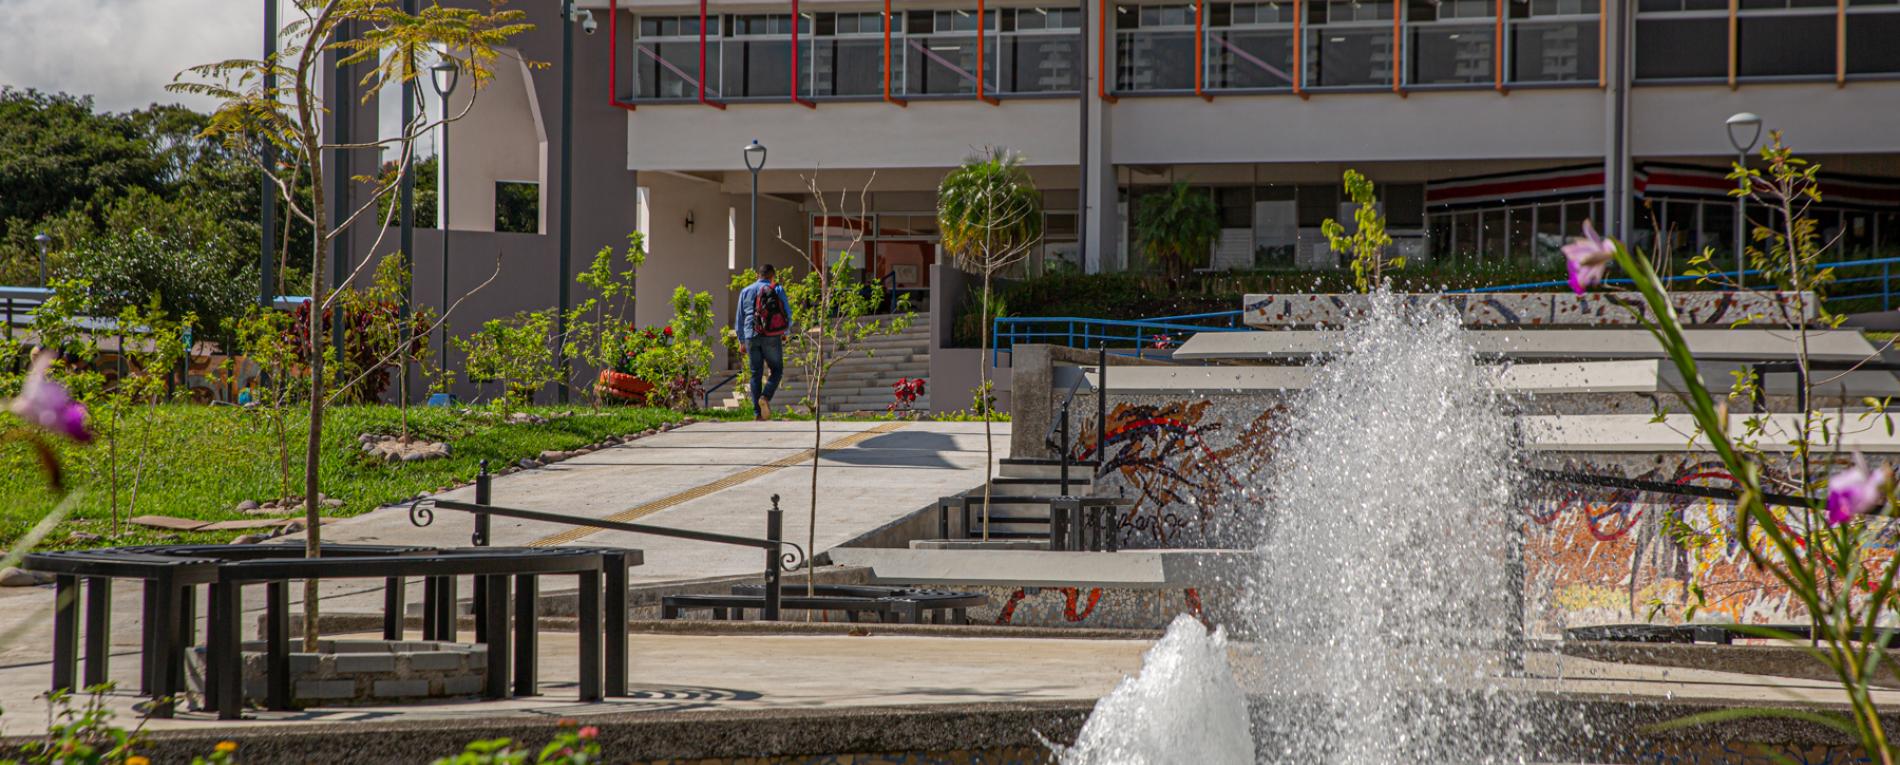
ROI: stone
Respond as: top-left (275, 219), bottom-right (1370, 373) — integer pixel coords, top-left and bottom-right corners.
top-left (295, 679), bottom-right (358, 700)
top-left (230, 534), bottom-right (269, 545)
top-left (539, 450), bottom-right (565, 462)
top-left (518, 458), bottom-right (542, 470)
top-left (441, 675), bottom-right (484, 696)
top-left (235, 500), bottom-right (260, 512)
top-left (0, 567), bottom-right (42, 587)
top-left (406, 652), bottom-right (467, 672)
top-left (334, 653), bottom-right (398, 674)
top-left (400, 451), bottom-right (427, 463)
top-left (66, 531), bottom-right (100, 543)
top-left (373, 679), bottom-right (431, 698)
top-left (322, 497), bottom-right (345, 508)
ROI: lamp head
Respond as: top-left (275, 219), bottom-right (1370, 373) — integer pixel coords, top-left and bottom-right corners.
top-left (33, 232), bottom-right (50, 248)
top-left (743, 140), bottom-right (768, 172)
top-left (1725, 112), bottom-right (1763, 154)
top-left (430, 59), bottom-right (461, 98)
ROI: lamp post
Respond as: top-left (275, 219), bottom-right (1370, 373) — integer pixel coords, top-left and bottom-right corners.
top-left (33, 232), bottom-right (49, 287)
top-left (744, 140), bottom-right (767, 273)
top-left (1726, 112), bottom-right (1763, 288)
top-left (431, 58), bottom-right (461, 371)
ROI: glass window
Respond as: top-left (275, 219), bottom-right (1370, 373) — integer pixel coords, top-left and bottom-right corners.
top-left (1534, 202), bottom-right (1565, 265)
top-left (1210, 29), bottom-right (1298, 87)
top-left (1217, 187), bottom-right (1254, 228)
top-left (1512, 20), bottom-right (1599, 81)
top-left (1117, 5), bottom-right (1198, 90)
top-left (1297, 184), bottom-right (1340, 227)
top-left (1531, 0), bottom-right (1600, 14)
top-left (1700, 199), bottom-right (1736, 256)
top-left (1508, 206), bottom-right (1534, 263)
top-left (1635, 18), bottom-right (1727, 79)
top-left (1308, 27), bottom-right (1394, 86)
top-left (633, 41), bottom-right (706, 99)
top-left (1003, 31), bottom-right (1081, 92)
top-left (1254, 195), bottom-right (1299, 268)
top-left (1848, 12), bottom-right (1900, 74)
top-left (1738, 15), bottom-right (1834, 77)
top-left (1482, 208), bottom-right (1508, 261)
top-left (1410, 26), bottom-right (1496, 84)
top-left (1385, 184), bottom-right (1426, 228)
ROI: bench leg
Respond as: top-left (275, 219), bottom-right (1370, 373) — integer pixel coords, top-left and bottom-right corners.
top-left (211, 582), bottom-right (243, 721)
top-left (51, 575), bottom-right (79, 693)
top-left (484, 574), bottom-right (511, 700)
top-left (605, 558), bottom-right (628, 697)
top-left (267, 581), bottom-right (291, 711)
top-left (513, 574), bottom-right (537, 697)
top-left (473, 575), bottom-right (488, 644)
top-left (146, 582), bottom-right (177, 718)
top-left (140, 580), bottom-right (157, 694)
top-left (577, 570), bottom-right (602, 702)
top-left (83, 577), bottom-right (111, 687)
top-left (436, 576), bottom-right (457, 642)
top-left (170, 585), bottom-right (195, 708)
top-left (661, 603), bottom-right (678, 620)
top-left (382, 577), bottom-right (405, 640)
top-left (421, 577), bottom-right (438, 640)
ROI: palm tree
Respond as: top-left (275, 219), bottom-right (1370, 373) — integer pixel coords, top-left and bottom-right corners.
top-left (1134, 181), bottom-right (1219, 283)
top-left (938, 147), bottom-right (1043, 540)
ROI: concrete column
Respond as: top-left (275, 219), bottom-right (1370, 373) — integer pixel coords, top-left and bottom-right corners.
top-left (1602, 0), bottom-right (1635, 241)
top-left (1082, 41), bottom-right (1117, 274)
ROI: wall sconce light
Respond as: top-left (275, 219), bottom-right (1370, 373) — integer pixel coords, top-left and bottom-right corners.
top-left (684, 211), bottom-right (696, 233)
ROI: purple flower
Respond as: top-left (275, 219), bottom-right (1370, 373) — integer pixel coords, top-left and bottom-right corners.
top-left (6, 350), bottom-right (90, 443)
top-left (1826, 454), bottom-right (1890, 526)
top-left (1562, 219), bottom-right (1617, 295)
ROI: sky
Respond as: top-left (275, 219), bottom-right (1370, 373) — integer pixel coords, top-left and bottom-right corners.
top-left (0, 0), bottom-right (439, 154)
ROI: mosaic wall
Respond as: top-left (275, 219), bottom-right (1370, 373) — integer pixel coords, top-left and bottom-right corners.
top-left (1243, 291), bottom-right (1815, 328)
top-left (1056, 387), bottom-right (1888, 632)
top-left (636, 749), bottom-right (1052, 765)
top-left (975, 585), bottom-right (1226, 630)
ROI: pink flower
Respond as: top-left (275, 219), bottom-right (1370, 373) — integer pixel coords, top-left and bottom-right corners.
top-left (1562, 220), bottom-right (1617, 295)
top-left (577, 726), bottom-right (598, 740)
top-left (6, 350), bottom-right (90, 443)
top-left (1826, 454), bottom-right (1891, 526)
top-left (1151, 334), bottom-right (1172, 350)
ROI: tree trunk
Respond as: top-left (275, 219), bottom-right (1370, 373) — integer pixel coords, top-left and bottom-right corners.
top-left (980, 273), bottom-right (993, 542)
top-left (303, 222), bottom-right (329, 651)
top-left (808, 381), bottom-right (821, 615)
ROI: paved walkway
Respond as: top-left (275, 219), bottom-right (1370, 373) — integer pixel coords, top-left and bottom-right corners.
top-left (304, 420), bottom-right (1012, 584)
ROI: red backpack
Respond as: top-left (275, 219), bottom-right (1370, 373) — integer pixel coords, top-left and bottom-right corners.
top-left (752, 285), bottom-right (790, 337)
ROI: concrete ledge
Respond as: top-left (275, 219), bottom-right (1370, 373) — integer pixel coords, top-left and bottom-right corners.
top-left (826, 548), bottom-right (1251, 589)
top-left (1559, 640), bottom-right (1900, 690)
top-left (1174, 327), bottom-right (1878, 362)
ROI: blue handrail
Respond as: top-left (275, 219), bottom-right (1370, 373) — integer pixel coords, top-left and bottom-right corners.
top-left (990, 313), bottom-right (1249, 365)
top-left (1453, 255), bottom-right (1900, 307)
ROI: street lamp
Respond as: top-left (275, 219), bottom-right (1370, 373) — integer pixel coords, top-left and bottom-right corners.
top-left (33, 232), bottom-right (49, 287)
top-left (431, 58), bottom-right (461, 370)
top-left (743, 140), bottom-right (768, 273)
top-left (1726, 112), bottom-right (1763, 287)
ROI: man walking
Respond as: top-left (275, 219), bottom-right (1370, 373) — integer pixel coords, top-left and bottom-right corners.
top-left (735, 265), bottom-right (791, 419)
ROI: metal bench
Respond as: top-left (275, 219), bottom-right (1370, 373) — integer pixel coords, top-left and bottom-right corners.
top-left (662, 584), bottom-right (988, 624)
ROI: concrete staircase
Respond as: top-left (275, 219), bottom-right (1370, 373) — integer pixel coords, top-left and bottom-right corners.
top-left (713, 313), bottom-right (932, 415)
top-left (950, 457), bottom-right (1102, 540)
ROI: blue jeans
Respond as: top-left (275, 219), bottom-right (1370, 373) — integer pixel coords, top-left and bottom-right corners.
top-left (747, 335), bottom-right (784, 409)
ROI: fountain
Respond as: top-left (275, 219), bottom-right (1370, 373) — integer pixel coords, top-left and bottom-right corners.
top-left (1065, 291), bottom-right (1532, 764)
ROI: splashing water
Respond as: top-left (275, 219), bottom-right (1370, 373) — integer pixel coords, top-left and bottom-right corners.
top-left (1251, 290), bottom-right (1527, 763)
top-left (1061, 292), bottom-right (1530, 764)
top-left (1060, 614), bottom-right (1256, 765)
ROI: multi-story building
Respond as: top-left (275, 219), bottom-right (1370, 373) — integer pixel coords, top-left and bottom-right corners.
top-left (341, 0), bottom-right (1900, 395)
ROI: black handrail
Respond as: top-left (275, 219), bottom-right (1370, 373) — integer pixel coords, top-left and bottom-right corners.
top-left (411, 493), bottom-right (804, 621)
top-left (1526, 468), bottom-right (1815, 508)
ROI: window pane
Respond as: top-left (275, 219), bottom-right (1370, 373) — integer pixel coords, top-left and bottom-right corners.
top-left (1309, 27), bottom-right (1394, 86)
top-left (1482, 208), bottom-right (1508, 261)
top-left (1386, 184), bottom-right (1426, 228)
top-left (907, 35), bottom-right (982, 94)
top-left (1217, 187), bottom-right (1253, 227)
top-left (1508, 207), bottom-right (1534, 263)
top-left (1210, 29), bottom-right (1298, 87)
top-left (1410, 25), bottom-right (1495, 84)
top-left (1738, 15), bottom-right (1834, 77)
top-left (1254, 199), bottom-right (1298, 267)
top-left (634, 41), bottom-right (704, 98)
top-left (1635, 18), bottom-right (1727, 79)
top-left (495, 182), bottom-right (539, 234)
top-left (1848, 13), bottom-right (1900, 73)
top-left (1700, 199), bottom-right (1736, 257)
top-left (1512, 20), bottom-right (1599, 81)
top-left (1118, 30), bottom-right (1198, 89)
top-left (722, 40), bottom-right (795, 97)
top-left (1004, 34), bottom-right (1081, 92)
top-left (812, 38), bottom-right (885, 96)
top-left (1534, 203), bottom-right (1565, 265)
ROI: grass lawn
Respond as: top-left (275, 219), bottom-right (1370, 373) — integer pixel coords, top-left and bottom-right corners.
top-left (0, 404), bottom-right (692, 550)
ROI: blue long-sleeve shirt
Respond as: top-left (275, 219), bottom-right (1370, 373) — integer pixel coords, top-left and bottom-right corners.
top-left (734, 279), bottom-right (791, 343)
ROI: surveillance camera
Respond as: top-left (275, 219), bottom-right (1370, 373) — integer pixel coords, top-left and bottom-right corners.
top-left (580, 9), bottom-right (598, 35)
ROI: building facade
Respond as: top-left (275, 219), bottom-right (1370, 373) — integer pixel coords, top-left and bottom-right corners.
top-left (347, 0), bottom-right (1900, 393)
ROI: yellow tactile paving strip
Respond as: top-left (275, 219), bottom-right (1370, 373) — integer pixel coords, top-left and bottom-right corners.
top-left (527, 421), bottom-right (909, 547)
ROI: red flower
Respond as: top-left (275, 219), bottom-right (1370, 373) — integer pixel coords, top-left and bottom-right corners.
top-left (662, 325), bottom-right (674, 337)
top-left (578, 726), bottom-right (599, 740)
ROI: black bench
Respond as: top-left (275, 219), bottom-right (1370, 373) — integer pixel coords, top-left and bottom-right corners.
top-left (662, 584), bottom-right (987, 624)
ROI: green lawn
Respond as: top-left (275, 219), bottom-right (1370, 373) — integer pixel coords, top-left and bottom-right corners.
top-left (0, 404), bottom-right (691, 549)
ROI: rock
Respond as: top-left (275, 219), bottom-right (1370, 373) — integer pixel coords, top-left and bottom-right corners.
top-left (322, 497), bottom-right (345, 508)
top-left (538, 450), bottom-right (565, 463)
top-left (280, 521), bottom-right (305, 534)
top-left (518, 458), bottom-right (543, 470)
top-left (0, 567), bottom-right (42, 587)
top-left (236, 500), bottom-right (260, 512)
top-left (230, 534), bottom-right (268, 545)
top-left (66, 531), bottom-right (101, 544)
top-left (400, 451), bottom-right (428, 463)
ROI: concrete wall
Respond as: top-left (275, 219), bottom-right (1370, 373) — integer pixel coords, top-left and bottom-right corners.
top-left (443, 51), bottom-right (549, 233)
top-left (1630, 81), bottom-right (1900, 157)
top-left (625, 100), bottom-right (1081, 172)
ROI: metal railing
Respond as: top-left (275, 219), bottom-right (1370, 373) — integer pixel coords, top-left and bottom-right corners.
top-left (1454, 254), bottom-right (1900, 311)
top-left (412, 461), bottom-right (805, 621)
top-left (992, 309), bottom-right (1247, 363)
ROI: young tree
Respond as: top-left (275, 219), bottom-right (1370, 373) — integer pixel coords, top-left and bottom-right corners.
top-left (562, 234), bottom-right (645, 409)
top-left (171, 0), bottom-right (532, 648)
top-left (1132, 181), bottom-right (1218, 283)
top-left (778, 176), bottom-right (912, 599)
top-left (937, 148), bottom-right (1043, 540)
top-left (1323, 169), bottom-right (1399, 292)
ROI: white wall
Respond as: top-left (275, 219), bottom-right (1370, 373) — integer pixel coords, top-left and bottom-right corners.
top-left (626, 99), bottom-right (1081, 171)
top-left (1630, 81), bottom-right (1900, 157)
top-left (444, 51), bottom-right (548, 232)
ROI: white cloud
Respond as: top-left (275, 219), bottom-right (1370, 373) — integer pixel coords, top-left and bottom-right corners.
top-left (0, 0), bottom-right (266, 112)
